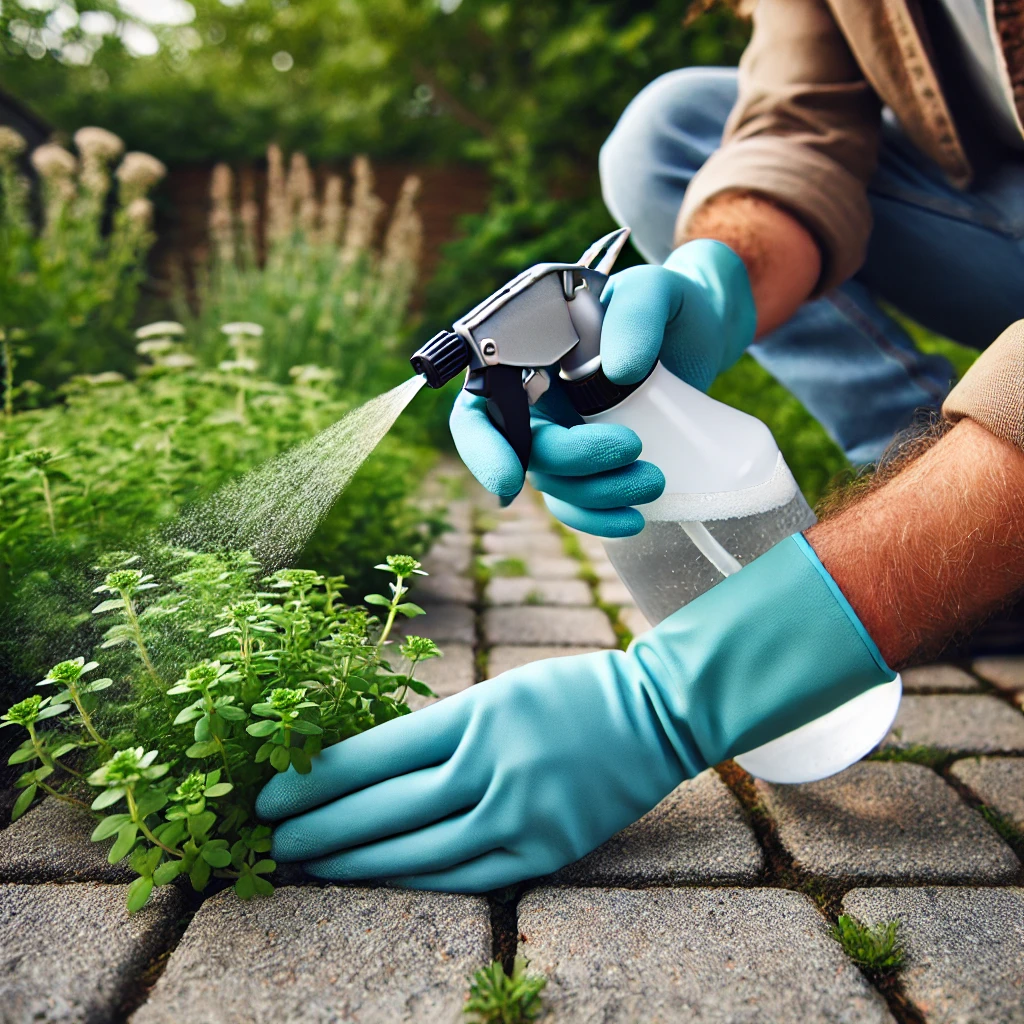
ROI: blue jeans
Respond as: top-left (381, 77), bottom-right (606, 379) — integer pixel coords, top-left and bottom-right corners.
top-left (599, 67), bottom-right (1024, 464)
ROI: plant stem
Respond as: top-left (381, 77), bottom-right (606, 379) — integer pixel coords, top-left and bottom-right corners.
top-left (38, 469), bottom-right (56, 538)
top-left (37, 780), bottom-right (90, 810)
top-left (376, 573), bottom-right (407, 648)
top-left (69, 683), bottom-right (112, 754)
top-left (119, 589), bottom-right (161, 686)
top-left (201, 687), bottom-right (234, 783)
top-left (126, 786), bottom-right (181, 857)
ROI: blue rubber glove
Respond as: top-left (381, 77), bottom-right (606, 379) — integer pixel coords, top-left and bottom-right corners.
top-left (449, 239), bottom-right (755, 538)
top-left (257, 534), bottom-right (893, 893)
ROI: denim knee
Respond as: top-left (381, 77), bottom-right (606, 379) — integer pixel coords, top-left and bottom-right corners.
top-left (599, 67), bottom-right (738, 262)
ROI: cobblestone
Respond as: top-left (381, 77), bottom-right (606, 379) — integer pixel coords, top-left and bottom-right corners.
top-left (756, 761), bottom-right (1020, 883)
top-left (547, 770), bottom-right (763, 885)
top-left (485, 577), bottom-right (592, 607)
top-left (619, 606), bottom-right (652, 637)
top-left (972, 656), bottom-right (1024, 698)
top-left (481, 531), bottom-right (563, 555)
top-left (132, 886), bottom-right (490, 1024)
top-left (596, 578), bottom-right (634, 606)
top-left (843, 887), bottom-right (1024, 1024)
top-left (518, 886), bottom-right (893, 1023)
top-left (949, 756), bottom-right (1024, 833)
top-left (482, 606), bottom-right (616, 648)
top-left (901, 664), bottom-right (983, 692)
top-left (397, 603), bottom-right (475, 644)
top-left (1, 881), bottom-right (182, 1024)
top-left (406, 642), bottom-right (476, 711)
top-left (480, 553), bottom-right (582, 579)
top-left (0, 798), bottom-right (132, 883)
top-left (486, 646), bottom-right (603, 677)
top-left (413, 571), bottom-right (474, 604)
top-left (882, 694), bottom-right (1024, 754)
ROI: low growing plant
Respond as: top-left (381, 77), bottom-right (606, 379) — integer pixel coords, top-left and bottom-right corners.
top-left (831, 914), bottom-right (905, 973)
top-left (464, 958), bottom-right (547, 1024)
top-left (1, 550), bottom-right (441, 912)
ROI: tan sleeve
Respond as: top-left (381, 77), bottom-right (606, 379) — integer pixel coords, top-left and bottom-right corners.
top-left (678, 0), bottom-right (882, 294)
top-left (942, 320), bottom-right (1024, 453)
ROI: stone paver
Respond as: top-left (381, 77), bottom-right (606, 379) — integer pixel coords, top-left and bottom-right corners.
top-left (518, 887), bottom-right (894, 1023)
top-left (413, 571), bottom-right (474, 604)
top-left (757, 761), bottom-right (1020, 883)
top-left (421, 539), bottom-right (472, 575)
top-left (481, 531), bottom-right (563, 556)
top-left (590, 558), bottom-right (621, 581)
top-left (397, 602), bottom-right (475, 644)
top-left (882, 694), bottom-right (1024, 754)
top-left (406, 642), bottom-right (477, 711)
top-left (547, 770), bottom-right (763, 886)
top-left (481, 553), bottom-right (582, 579)
top-left (485, 577), bottom-right (592, 607)
top-left (843, 887), bottom-right (1024, 1024)
top-left (487, 646), bottom-right (603, 677)
top-left (1, 881), bottom-right (182, 1024)
top-left (972, 656), bottom-right (1024, 700)
top-left (619, 606), bottom-right (652, 637)
top-left (596, 578), bottom-right (634, 606)
top-left (0, 798), bottom-right (132, 883)
top-left (132, 886), bottom-right (490, 1024)
top-left (901, 664), bottom-right (983, 692)
top-left (482, 606), bottom-right (616, 648)
top-left (949, 756), bottom-right (1024, 833)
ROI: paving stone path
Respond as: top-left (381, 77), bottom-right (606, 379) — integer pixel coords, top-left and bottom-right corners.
top-left (1, 463), bottom-right (1022, 1023)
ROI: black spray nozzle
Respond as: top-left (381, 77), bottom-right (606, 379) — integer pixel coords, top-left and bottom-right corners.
top-left (410, 330), bottom-right (470, 389)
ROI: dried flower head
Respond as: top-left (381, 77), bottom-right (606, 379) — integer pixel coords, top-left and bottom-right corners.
top-left (321, 174), bottom-right (344, 245)
top-left (31, 144), bottom-right (78, 179)
top-left (340, 155), bottom-right (385, 266)
top-left (266, 143), bottom-right (289, 241)
top-left (116, 152), bottom-right (166, 200)
top-left (0, 126), bottom-right (26, 160)
top-left (74, 126), bottom-right (124, 163)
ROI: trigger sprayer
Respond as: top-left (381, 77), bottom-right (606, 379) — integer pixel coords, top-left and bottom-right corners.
top-left (410, 228), bottom-right (901, 783)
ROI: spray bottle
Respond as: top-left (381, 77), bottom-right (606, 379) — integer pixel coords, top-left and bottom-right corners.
top-left (411, 228), bottom-right (901, 783)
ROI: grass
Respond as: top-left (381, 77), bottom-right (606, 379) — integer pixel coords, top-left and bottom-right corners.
top-left (464, 958), bottom-right (546, 1024)
top-left (832, 914), bottom-right (905, 973)
top-left (489, 557), bottom-right (528, 578)
top-left (867, 742), bottom-right (948, 769)
top-left (978, 805), bottom-right (1024, 848)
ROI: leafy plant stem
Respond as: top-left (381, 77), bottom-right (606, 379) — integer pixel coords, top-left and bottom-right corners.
top-left (38, 779), bottom-right (91, 810)
top-left (119, 588), bottom-right (161, 687)
top-left (376, 572), bottom-right (407, 647)
top-left (37, 468), bottom-right (56, 538)
top-left (68, 684), bottom-right (112, 755)
top-left (201, 685), bottom-right (234, 783)
top-left (125, 786), bottom-right (181, 858)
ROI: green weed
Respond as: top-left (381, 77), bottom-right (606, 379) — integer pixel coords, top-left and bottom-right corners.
top-left (867, 743), bottom-right (947, 769)
top-left (490, 558), bottom-right (527, 578)
top-left (831, 914), bottom-right (904, 973)
top-left (464, 957), bottom-right (547, 1024)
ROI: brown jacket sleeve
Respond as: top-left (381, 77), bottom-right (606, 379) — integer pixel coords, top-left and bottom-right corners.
top-left (943, 321), bottom-right (1024, 454)
top-left (678, 0), bottom-right (882, 293)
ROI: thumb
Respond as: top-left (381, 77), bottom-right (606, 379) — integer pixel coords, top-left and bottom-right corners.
top-left (449, 389), bottom-right (525, 502)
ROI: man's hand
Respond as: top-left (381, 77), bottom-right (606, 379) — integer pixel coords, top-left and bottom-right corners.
top-left (450, 239), bottom-right (756, 536)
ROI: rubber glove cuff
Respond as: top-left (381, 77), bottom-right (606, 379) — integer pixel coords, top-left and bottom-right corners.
top-left (628, 532), bottom-right (896, 776)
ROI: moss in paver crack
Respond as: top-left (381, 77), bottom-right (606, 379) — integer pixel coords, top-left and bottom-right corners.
top-left (977, 804), bottom-right (1024, 850)
top-left (867, 743), bottom-right (949, 769)
top-left (464, 957), bottom-right (547, 1024)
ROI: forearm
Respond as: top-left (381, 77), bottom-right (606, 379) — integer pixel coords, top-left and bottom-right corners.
top-left (807, 419), bottom-right (1024, 668)
top-left (677, 190), bottom-right (822, 337)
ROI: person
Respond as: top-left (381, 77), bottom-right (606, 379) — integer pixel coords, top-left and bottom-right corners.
top-left (255, 1), bottom-right (1024, 890)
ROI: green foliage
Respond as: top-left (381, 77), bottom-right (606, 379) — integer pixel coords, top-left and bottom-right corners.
top-left (831, 914), bottom-right (905, 973)
top-left (2, 549), bottom-right (442, 910)
top-left (0, 124), bottom-right (163, 391)
top-left (464, 958), bottom-right (547, 1024)
top-left (978, 804), bottom-right (1024, 848)
top-left (867, 742), bottom-right (948, 770)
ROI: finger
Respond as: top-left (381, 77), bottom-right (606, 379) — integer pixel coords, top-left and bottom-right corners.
top-left (601, 265), bottom-right (685, 385)
top-left (529, 420), bottom-right (642, 477)
top-left (270, 761), bottom-right (484, 863)
top-left (529, 460), bottom-right (665, 510)
top-left (256, 695), bottom-right (470, 822)
top-left (388, 849), bottom-right (531, 894)
top-left (301, 807), bottom-right (494, 882)
top-left (449, 390), bottom-right (525, 501)
top-left (540, 494), bottom-right (647, 538)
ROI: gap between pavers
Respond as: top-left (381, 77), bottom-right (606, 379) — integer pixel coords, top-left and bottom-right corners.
top-left (882, 694), bottom-right (1024, 754)
top-left (485, 577), bottom-right (593, 607)
top-left (948, 756), bottom-right (1024, 833)
top-left (843, 887), bottom-right (1024, 1024)
top-left (482, 606), bottom-right (616, 648)
top-left (1, 881), bottom-right (183, 1024)
top-left (518, 886), bottom-right (894, 1024)
top-left (755, 761), bottom-right (1021, 885)
top-left (900, 664), bottom-right (983, 693)
top-left (131, 886), bottom-right (491, 1024)
top-left (542, 770), bottom-right (763, 886)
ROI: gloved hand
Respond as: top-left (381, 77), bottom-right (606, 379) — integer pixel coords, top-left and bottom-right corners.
top-left (450, 239), bottom-right (756, 537)
top-left (257, 534), bottom-right (893, 893)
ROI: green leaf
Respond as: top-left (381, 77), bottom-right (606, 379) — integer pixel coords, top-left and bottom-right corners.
top-left (253, 876), bottom-right (274, 896)
top-left (91, 813), bottom-right (131, 841)
top-left (186, 740), bottom-right (220, 759)
top-left (50, 742), bottom-right (78, 759)
top-left (270, 745), bottom-right (291, 772)
top-left (194, 716), bottom-right (211, 741)
top-left (135, 790), bottom-right (168, 818)
top-left (8, 746), bottom-right (38, 765)
top-left (204, 782), bottom-right (233, 798)
top-left (126, 875), bottom-right (154, 913)
top-left (234, 871), bottom-right (256, 900)
top-left (250, 859), bottom-right (276, 875)
top-left (208, 625), bottom-right (236, 637)
top-left (405, 679), bottom-right (436, 698)
top-left (108, 822), bottom-right (139, 863)
top-left (84, 678), bottom-right (113, 692)
top-left (289, 719), bottom-right (322, 736)
top-left (36, 702), bottom-right (71, 721)
top-left (396, 602), bottom-right (425, 617)
top-left (173, 706), bottom-right (203, 726)
top-left (245, 720), bottom-right (278, 737)
top-left (216, 705), bottom-right (247, 721)
top-left (201, 846), bottom-right (232, 868)
top-left (290, 747), bottom-right (312, 774)
top-left (189, 856), bottom-right (212, 892)
top-left (188, 810), bottom-right (217, 841)
top-left (92, 598), bottom-right (126, 614)
top-left (363, 593), bottom-right (390, 607)
top-left (254, 741), bottom-right (273, 763)
top-left (11, 784), bottom-right (37, 821)
top-left (153, 859), bottom-right (185, 885)
top-left (91, 786), bottom-right (126, 810)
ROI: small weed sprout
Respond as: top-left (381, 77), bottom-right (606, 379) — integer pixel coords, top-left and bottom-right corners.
top-left (464, 958), bottom-right (547, 1024)
top-left (1, 551), bottom-right (439, 911)
top-left (831, 914), bottom-right (904, 973)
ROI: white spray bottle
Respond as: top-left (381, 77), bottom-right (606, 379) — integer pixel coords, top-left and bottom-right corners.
top-left (411, 228), bottom-right (901, 782)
